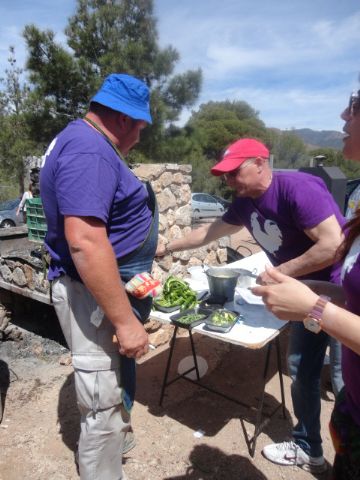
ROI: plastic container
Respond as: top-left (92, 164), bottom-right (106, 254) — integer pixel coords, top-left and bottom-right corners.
top-left (170, 307), bottom-right (213, 329)
top-left (204, 309), bottom-right (239, 333)
top-left (27, 225), bottom-right (47, 243)
top-left (152, 301), bottom-right (182, 313)
top-left (26, 198), bottom-right (47, 242)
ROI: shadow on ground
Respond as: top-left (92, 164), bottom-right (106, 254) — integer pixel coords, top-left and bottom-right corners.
top-left (57, 372), bottom-right (80, 454)
top-left (163, 444), bottom-right (267, 479)
top-left (135, 329), bottom-right (294, 447)
top-left (0, 359), bottom-right (10, 423)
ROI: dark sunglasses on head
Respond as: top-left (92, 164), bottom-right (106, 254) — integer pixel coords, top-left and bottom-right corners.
top-left (349, 90), bottom-right (360, 116)
top-left (224, 167), bottom-right (241, 179)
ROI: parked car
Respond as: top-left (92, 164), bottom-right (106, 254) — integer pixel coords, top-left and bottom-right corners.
top-left (0, 198), bottom-right (23, 228)
top-left (191, 193), bottom-right (225, 219)
top-left (211, 194), bottom-right (232, 209)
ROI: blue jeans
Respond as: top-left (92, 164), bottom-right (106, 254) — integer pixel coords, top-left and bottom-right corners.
top-left (329, 336), bottom-right (344, 398)
top-left (117, 194), bottom-right (159, 411)
top-left (288, 322), bottom-right (330, 457)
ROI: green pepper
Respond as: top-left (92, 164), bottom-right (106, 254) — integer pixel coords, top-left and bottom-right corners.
top-left (154, 275), bottom-right (199, 311)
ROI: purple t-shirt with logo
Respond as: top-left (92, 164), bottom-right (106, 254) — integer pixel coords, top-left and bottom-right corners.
top-left (40, 119), bottom-right (152, 281)
top-left (341, 236), bottom-right (360, 425)
top-left (223, 171), bottom-right (345, 282)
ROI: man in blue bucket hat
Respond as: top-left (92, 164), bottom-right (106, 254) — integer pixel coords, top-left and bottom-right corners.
top-left (40, 73), bottom-right (158, 480)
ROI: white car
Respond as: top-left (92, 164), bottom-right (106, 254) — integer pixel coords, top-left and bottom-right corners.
top-left (191, 193), bottom-right (225, 219)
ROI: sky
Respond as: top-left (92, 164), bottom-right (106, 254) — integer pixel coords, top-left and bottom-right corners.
top-left (0, 0), bottom-right (359, 132)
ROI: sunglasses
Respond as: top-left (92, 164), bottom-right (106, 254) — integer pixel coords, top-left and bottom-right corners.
top-left (224, 167), bottom-right (242, 179)
top-left (223, 158), bottom-right (257, 179)
top-left (349, 90), bottom-right (360, 116)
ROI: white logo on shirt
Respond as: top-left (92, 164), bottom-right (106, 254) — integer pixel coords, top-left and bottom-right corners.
top-left (250, 212), bottom-right (283, 254)
top-left (341, 235), bottom-right (360, 282)
top-left (41, 137), bottom-right (58, 168)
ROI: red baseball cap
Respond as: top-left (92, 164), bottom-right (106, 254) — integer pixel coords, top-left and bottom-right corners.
top-left (211, 138), bottom-right (269, 176)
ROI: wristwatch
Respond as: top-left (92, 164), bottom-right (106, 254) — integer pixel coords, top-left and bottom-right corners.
top-left (303, 295), bottom-right (330, 333)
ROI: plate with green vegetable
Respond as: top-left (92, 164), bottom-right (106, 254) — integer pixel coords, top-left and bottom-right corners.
top-left (153, 275), bottom-right (199, 313)
top-left (170, 307), bottom-right (213, 329)
top-left (204, 309), bottom-right (239, 333)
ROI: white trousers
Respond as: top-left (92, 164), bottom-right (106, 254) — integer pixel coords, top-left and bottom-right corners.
top-left (52, 276), bottom-right (130, 480)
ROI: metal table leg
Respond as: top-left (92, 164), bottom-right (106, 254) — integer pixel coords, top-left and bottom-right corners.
top-left (240, 341), bottom-right (272, 456)
top-left (159, 327), bottom-right (287, 457)
top-left (275, 335), bottom-right (286, 418)
top-left (189, 329), bottom-right (200, 381)
top-left (240, 335), bottom-right (286, 457)
top-left (159, 326), bottom-right (179, 406)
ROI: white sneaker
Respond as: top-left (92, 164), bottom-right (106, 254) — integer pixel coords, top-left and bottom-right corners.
top-left (262, 441), bottom-right (327, 473)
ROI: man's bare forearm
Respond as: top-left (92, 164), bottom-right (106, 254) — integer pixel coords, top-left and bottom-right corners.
top-left (71, 239), bottom-right (135, 326)
top-left (278, 242), bottom-right (339, 278)
top-left (166, 219), bottom-right (241, 252)
top-left (65, 216), bottom-right (149, 358)
top-left (65, 217), bottom-right (136, 328)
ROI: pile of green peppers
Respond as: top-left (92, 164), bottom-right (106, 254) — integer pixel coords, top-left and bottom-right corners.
top-left (154, 276), bottom-right (198, 311)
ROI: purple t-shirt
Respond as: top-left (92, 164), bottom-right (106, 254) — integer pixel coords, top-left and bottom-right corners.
top-left (223, 171), bottom-right (345, 282)
top-left (40, 119), bottom-right (152, 281)
top-left (341, 237), bottom-right (360, 425)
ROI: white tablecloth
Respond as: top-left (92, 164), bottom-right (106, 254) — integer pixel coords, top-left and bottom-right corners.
top-left (151, 251), bottom-right (288, 349)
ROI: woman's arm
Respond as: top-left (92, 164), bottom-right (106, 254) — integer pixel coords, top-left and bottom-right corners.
top-left (16, 193), bottom-right (26, 216)
top-left (252, 267), bottom-right (360, 355)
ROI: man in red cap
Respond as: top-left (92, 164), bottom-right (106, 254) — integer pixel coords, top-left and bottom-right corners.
top-left (156, 137), bottom-right (345, 473)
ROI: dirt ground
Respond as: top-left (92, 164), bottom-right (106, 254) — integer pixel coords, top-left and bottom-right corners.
top-left (0, 228), bottom-right (337, 480)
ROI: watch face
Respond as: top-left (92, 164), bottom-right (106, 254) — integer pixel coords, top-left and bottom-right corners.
top-left (304, 317), bottom-right (321, 334)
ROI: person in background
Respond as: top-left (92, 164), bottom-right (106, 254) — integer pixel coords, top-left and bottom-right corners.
top-left (345, 182), bottom-right (360, 220)
top-left (252, 87), bottom-right (360, 479)
top-left (40, 73), bottom-right (158, 480)
top-left (156, 137), bottom-right (345, 473)
top-left (16, 183), bottom-right (33, 223)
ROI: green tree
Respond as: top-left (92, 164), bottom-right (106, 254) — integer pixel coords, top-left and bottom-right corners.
top-left (309, 147), bottom-right (360, 179)
top-left (187, 100), bottom-right (267, 160)
top-left (23, 0), bottom-right (202, 159)
top-left (267, 129), bottom-right (308, 168)
top-left (0, 47), bottom-right (40, 193)
top-left (182, 100), bottom-right (267, 196)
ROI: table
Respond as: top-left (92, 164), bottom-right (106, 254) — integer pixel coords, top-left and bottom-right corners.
top-left (151, 251), bottom-right (288, 457)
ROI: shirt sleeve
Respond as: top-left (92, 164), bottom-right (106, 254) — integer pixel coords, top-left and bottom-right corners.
top-left (222, 200), bottom-right (244, 225)
top-left (288, 178), bottom-right (339, 230)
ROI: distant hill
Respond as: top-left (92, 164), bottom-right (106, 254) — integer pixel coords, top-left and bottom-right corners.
top-left (289, 128), bottom-right (344, 150)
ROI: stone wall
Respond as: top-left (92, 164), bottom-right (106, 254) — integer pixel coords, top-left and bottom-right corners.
top-left (0, 164), bottom-right (229, 301)
top-left (132, 163), bottom-right (229, 282)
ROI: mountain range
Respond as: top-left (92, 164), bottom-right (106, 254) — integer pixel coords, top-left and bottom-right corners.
top-left (289, 128), bottom-right (344, 150)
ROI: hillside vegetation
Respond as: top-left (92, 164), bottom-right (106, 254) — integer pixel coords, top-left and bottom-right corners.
top-left (0, 0), bottom-right (356, 202)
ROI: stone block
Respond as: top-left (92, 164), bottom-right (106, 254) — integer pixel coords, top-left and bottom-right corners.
top-left (0, 265), bottom-right (12, 283)
top-left (157, 188), bottom-right (177, 212)
top-left (12, 267), bottom-right (27, 287)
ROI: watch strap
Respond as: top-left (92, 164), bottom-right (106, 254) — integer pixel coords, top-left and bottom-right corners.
top-left (309, 295), bottom-right (330, 321)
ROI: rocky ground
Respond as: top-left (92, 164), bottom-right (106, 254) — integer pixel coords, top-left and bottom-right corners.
top-left (0, 229), bottom-right (337, 480)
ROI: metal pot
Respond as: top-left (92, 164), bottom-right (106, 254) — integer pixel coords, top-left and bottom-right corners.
top-left (205, 266), bottom-right (258, 302)
top-left (232, 268), bottom-right (258, 288)
top-left (205, 267), bottom-right (240, 303)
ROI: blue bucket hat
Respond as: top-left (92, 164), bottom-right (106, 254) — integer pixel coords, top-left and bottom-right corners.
top-left (91, 73), bottom-right (152, 124)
